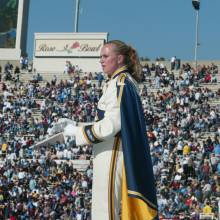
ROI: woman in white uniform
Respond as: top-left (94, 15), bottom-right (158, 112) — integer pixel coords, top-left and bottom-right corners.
top-left (55, 40), bottom-right (158, 219)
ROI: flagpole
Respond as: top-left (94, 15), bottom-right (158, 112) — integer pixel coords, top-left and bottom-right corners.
top-left (192, 0), bottom-right (200, 72)
top-left (194, 9), bottom-right (199, 72)
top-left (74, 0), bottom-right (80, 32)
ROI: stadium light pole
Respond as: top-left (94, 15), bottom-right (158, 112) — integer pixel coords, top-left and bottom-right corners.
top-left (192, 0), bottom-right (200, 72)
top-left (74, 0), bottom-right (80, 32)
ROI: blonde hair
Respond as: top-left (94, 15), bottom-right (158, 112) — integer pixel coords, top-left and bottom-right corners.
top-left (105, 40), bottom-right (142, 82)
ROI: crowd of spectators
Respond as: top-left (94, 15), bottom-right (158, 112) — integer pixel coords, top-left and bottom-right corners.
top-left (0, 62), bottom-right (21, 82)
top-left (0, 61), bottom-right (220, 219)
top-left (142, 62), bottom-right (220, 219)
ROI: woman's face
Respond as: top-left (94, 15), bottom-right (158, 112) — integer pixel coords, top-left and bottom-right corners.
top-left (100, 44), bottom-right (123, 77)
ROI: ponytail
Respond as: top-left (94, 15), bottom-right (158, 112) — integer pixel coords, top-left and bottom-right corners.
top-left (105, 40), bottom-right (142, 82)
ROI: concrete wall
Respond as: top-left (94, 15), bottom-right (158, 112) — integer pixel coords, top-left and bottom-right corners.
top-left (1, 59), bottom-right (220, 74)
top-left (141, 60), bottom-right (220, 69)
top-left (0, 60), bottom-right (20, 70)
top-left (34, 57), bottom-right (102, 73)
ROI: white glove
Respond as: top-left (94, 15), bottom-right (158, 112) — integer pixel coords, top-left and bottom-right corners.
top-left (63, 124), bottom-right (78, 143)
top-left (47, 118), bottom-right (77, 136)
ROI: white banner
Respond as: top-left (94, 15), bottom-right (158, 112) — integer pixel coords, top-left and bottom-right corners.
top-left (35, 39), bottom-right (104, 57)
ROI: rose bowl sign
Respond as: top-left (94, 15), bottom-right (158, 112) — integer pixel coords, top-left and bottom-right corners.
top-left (35, 39), bottom-right (103, 57)
top-left (33, 33), bottom-right (108, 73)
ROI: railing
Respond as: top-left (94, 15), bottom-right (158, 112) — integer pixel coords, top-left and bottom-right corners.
top-left (199, 213), bottom-right (215, 220)
top-left (160, 213), bottom-right (215, 220)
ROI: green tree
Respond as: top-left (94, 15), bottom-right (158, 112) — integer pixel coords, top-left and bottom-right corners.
top-left (7, 0), bottom-right (18, 9)
top-left (155, 57), bottom-right (166, 61)
top-left (140, 57), bottom-right (151, 61)
top-left (0, 0), bottom-right (18, 32)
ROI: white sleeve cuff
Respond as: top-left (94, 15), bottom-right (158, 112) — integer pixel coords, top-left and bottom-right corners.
top-left (75, 127), bottom-right (92, 146)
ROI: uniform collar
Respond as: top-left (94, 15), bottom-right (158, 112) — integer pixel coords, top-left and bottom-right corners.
top-left (111, 66), bottom-right (128, 79)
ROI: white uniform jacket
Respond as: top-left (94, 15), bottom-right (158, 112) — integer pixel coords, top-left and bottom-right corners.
top-left (74, 66), bottom-right (126, 220)
top-left (74, 65), bottom-right (158, 220)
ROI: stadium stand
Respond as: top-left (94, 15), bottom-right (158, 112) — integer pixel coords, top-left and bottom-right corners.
top-left (0, 60), bottom-right (220, 219)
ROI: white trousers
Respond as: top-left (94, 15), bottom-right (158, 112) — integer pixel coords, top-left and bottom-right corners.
top-left (92, 136), bottom-right (123, 220)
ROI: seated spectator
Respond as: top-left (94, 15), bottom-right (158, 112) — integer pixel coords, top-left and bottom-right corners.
top-left (202, 201), bottom-right (212, 214)
top-left (204, 72), bottom-right (212, 83)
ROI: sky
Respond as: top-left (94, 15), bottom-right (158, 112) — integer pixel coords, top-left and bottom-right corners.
top-left (27, 0), bottom-right (220, 61)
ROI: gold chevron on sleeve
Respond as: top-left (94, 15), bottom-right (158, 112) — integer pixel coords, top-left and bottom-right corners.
top-left (117, 74), bottom-right (126, 106)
